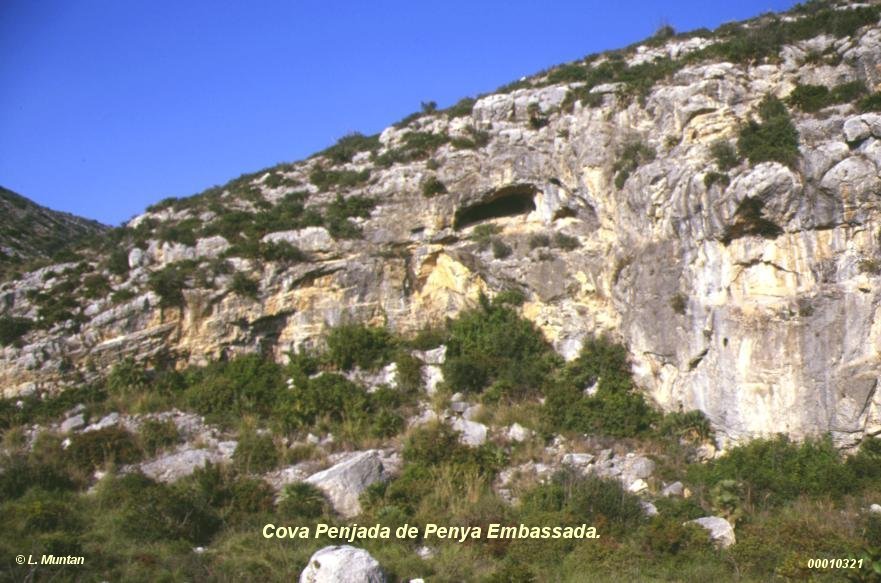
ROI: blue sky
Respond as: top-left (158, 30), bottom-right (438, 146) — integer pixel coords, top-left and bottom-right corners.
top-left (1, 0), bottom-right (799, 226)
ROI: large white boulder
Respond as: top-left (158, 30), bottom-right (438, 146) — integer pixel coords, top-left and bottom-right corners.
top-left (686, 516), bottom-right (736, 548)
top-left (299, 545), bottom-right (386, 583)
top-left (450, 418), bottom-right (488, 447)
top-left (305, 451), bottom-right (385, 518)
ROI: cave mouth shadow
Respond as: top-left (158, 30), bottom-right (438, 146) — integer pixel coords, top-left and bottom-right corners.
top-left (453, 184), bottom-right (538, 230)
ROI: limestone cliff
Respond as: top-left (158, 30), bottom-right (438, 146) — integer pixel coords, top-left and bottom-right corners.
top-left (3, 1), bottom-right (881, 447)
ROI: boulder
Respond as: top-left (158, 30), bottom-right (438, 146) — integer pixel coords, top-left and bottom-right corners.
top-left (139, 447), bottom-right (230, 483)
top-left (686, 516), bottom-right (736, 549)
top-left (305, 451), bottom-right (385, 518)
top-left (450, 418), bottom-right (488, 447)
top-left (299, 545), bottom-right (386, 583)
top-left (506, 423), bottom-right (532, 443)
top-left (562, 453), bottom-right (595, 468)
top-left (662, 481), bottom-right (685, 497)
top-left (60, 414), bottom-right (85, 433)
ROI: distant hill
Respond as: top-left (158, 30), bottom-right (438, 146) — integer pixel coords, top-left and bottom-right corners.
top-left (0, 186), bottom-right (108, 272)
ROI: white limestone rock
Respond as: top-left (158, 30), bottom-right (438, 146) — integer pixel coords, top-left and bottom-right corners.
top-left (299, 545), bottom-right (386, 583)
top-left (450, 418), bottom-right (488, 447)
top-left (305, 451), bottom-right (386, 518)
top-left (687, 516), bottom-right (736, 549)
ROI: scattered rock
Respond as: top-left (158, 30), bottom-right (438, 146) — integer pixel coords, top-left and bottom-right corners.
top-left (506, 423), bottom-right (532, 443)
top-left (662, 481), bottom-right (685, 497)
top-left (60, 414), bottom-right (85, 433)
top-left (305, 451), bottom-right (386, 518)
top-left (83, 412), bottom-right (120, 432)
top-left (628, 478), bottom-right (649, 493)
top-left (138, 446), bottom-right (232, 483)
top-left (686, 516), bottom-right (736, 549)
top-left (415, 345), bottom-right (446, 365)
top-left (561, 453), bottom-right (594, 467)
top-left (869, 503), bottom-right (881, 514)
top-left (450, 418), bottom-right (488, 447)
top-left (299, 545), bottom-right (386, 583)
top-left (641, 501), bottom-right (659, 517)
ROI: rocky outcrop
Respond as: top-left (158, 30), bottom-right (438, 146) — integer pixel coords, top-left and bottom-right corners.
top-left (299, 546), bottom-right (386, 583)
top-left (3, 4), bottom-right (881, 449)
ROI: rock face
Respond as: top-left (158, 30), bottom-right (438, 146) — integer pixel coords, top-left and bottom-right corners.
top-left (687, 516), bottom-right (737, 548)
top-left (3, 5), bottom-right (881, 448)
top-left (305, 451), bottom-right (386, 518)
top-left (299, 546), bottom-right (386, 583)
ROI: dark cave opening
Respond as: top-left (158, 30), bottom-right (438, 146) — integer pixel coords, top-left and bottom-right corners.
top-left (453, 184), bottom-right (537, 230)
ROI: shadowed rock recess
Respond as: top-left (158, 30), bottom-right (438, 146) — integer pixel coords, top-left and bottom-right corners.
top-left (5, 1), bottom-right (881, 449)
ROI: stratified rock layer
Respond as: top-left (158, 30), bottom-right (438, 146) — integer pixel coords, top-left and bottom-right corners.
top-left (3, 7), bottom-right (881, 448)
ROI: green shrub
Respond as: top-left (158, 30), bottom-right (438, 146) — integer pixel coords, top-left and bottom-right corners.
top-left (737, 95), bottom-right (799, 167)
top-left (278, 483), bottom-right (330, 518)
top-left (553, 233), bottom-right (580, 250)
top-left (788, 81), bottom-right (867, 112)
top-left (670, 293), bottom-right (687, 315)
top-left (106, 358), bottom-right (149, 398)
top-left (519, 470), bottom-right (645, 535)
top-left (445, 97), bottom-right (477, 118)
top-left (422, 176), bottom-right (447, 198)
top-left (613, 139), bottom-right (656, 188)
top-left (710, 139), bottom-right (740, 170)
top-left (529, 234), bottom-right (551, 249)
top-left (491, 238), bottom-right (513, 259)
top-left (273, 372), bottom-right (367, 431)
top-left (543, 336), bottom-right (657, 437)
top-left (845, 437), bottom-right (881, 485)
top-left (527, 103), bottom-right (549, 130)
top-left (309, 167), bottom-right (371, 191)
top-left (394, 351), bottom-right (424, 393)
top-left (704, 171), bottom-right (730, 189)
top-left (229, 272), bottom-right (259, 298)
top-left (148, 260), bottom-right (199, 307)
top-left (107, 249), bottom-right (131, 276)
top-left (324, 194), bottom-right (375, 239)
top-left (157, 218), bottom-right (201, 246)
top-left (319, 132), bottom-right (380, 164)
top-left (0, 316), bottom-right (33, 346)
top-left (81, 273), bottom-right (111, 299)
top-left (66, 426), bottom-right (143, 470)
top-left (442, 294), bottom-right (556, 397)
top-left (375, 131), bottom-right (450, 166)
top-left (0, 452), bottom-right (77, 499)
top-left (721, 197), bottom-right (783, 245)
top-left (184, 354), bottom-right (285, 425)
top-left (139, 418), bottom-right (182, 456)
top-left (859, 92), bottom-right (881, 113)
top-left (470, 223), bottom-right (502, 250)
top-left (688, 434), bottom-right (853, 508)
top-left (325, 323), bottom-right (395, 371)
top-left (233, 430), bottom-right (279, 474)
top-left (257, 240), bottom-right (307, 264)
top-left (656, 410), bottom-right (713, 443)
top-left (95, 472), bottom-right (219, 543)
top-left (450, 125), bottom-right (491, 149)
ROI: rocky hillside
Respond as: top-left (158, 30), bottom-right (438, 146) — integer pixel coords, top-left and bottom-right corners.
top-left (3, 0), bottom-right (881, 449)
top-left (0, 186), bottom-right (107, 277)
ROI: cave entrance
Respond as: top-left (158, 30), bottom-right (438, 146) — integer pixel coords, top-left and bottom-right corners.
top-left (453, 184), bottom-right (537, 230)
